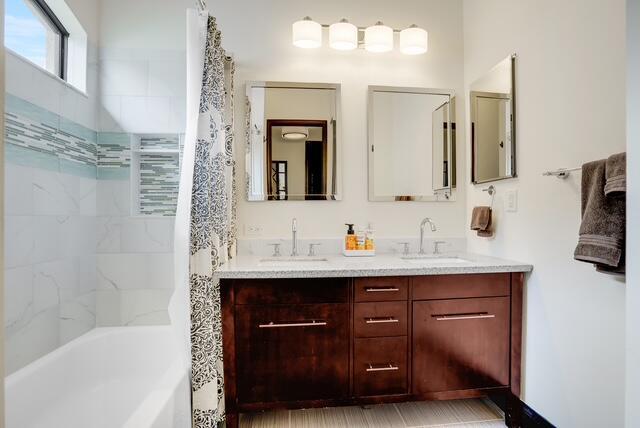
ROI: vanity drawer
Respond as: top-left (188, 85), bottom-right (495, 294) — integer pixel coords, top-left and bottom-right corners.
top-left (354, 302), bottom-right (407, 338)
top-left (412, 273), bottom-right (510, 301)
top-left (354, 277), bottom-right (408, 302)
top-left (354, 337), bottom-right (408, 396)
top-left (235, 303), bottom-right (349, 403)
top-left (234, 278), bottom-right (348, 305)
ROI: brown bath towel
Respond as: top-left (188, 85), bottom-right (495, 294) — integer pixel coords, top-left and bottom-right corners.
top-left (471, 206), bottom-right (493, 237)
top-left (604, 152), bottom-right (626, 197)
top-left (574, 160), bottom-right (625, 272)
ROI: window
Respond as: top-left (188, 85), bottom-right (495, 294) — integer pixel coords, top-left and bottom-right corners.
top-left (5, 0), bottom-right (69, 79)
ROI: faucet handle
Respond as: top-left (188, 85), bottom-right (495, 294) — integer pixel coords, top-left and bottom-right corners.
top-left (268, 243), bottom-right (282, 257)
top-left (397, 242), bottom-right (411, 256)
top-left (433, 241), bottom-right (447, 255)
top-left (308, 243), bottom-right (322, 257)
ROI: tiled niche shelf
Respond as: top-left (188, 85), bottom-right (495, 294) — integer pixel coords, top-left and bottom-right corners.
top-left (130, 134), bottom-right (183, 217)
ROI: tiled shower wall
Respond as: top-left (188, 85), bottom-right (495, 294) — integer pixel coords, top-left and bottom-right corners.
top-left (4, 95), bottom-right (178, 373)
top-left (4, 95), bottom-right (98, 374)
top-left (95, 133), bottom-right (176, 327)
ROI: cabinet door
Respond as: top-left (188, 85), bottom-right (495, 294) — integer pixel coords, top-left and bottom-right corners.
top-left (412, 297), bottom-right (510, 393)
top-left (236, 303), bottom-right (349, 403)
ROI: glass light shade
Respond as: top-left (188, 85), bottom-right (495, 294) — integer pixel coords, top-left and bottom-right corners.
top-left (292, 17), bottom-right (322, 49)
top-left (282, 126), bottom-right (309, 141)
top-left (329, 19), bottom-right (358, 50)
top-left (400, 25), bottom-right (428, 55)
top-left (364, 22), bottom-right (393, 53)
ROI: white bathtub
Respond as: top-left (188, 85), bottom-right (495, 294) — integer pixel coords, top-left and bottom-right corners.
top-left (5, 326), bottom-right (191, 428)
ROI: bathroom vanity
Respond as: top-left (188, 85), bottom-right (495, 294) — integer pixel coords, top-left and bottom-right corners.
top-left (218, 255), bottom-right (531, 427)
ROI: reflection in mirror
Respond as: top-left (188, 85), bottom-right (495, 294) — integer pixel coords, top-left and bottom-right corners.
top-left (246, 82), bottom-right (340, 201)
top-left (368, 87), bottom-right (455, 202)
top-left (470, 54), bottom-right (516, 183)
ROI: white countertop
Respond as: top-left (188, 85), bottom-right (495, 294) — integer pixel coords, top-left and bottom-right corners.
top-left (216, 252), bottom-right (533, 279)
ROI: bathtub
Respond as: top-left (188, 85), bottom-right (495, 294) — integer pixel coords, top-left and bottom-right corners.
top-left (5, 326), bottom-right (191, 428)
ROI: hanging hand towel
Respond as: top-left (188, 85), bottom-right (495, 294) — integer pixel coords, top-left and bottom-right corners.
top-left (574, 159), bottom-right (625, 273)
top-left (470, 206), bottom-right (493, 237)
top-left (604, 152), bottom-right (626, 197)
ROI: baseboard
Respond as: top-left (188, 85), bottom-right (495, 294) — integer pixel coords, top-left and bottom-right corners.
top-left (489, 393), bottom-right (556, 428)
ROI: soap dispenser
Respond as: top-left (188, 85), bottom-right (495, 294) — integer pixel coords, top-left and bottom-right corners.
top-left (365, 222), bottom-right (375, 251)
top-left (344, 224), bottom-right (357, 251)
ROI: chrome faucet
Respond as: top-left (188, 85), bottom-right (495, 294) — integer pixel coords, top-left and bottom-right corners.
top-left (291, 218), bottom-right (299, 256)
top-left (419, 217), bottom-right (437, 254)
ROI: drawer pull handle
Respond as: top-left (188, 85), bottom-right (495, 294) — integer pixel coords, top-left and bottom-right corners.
top-left (258, 320), bottom-right (327, 328)
top-left (365, 317), bottom-right (399, 324)
top-left (366, 363), bottom-right (399, 372)
top-left (365, 287), bottom-right (400, 292)
top-left (434, 312), bottom-right (495, 321)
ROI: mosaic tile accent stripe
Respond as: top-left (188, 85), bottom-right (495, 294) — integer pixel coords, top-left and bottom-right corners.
top-left (140, 135), bottom-right (180, 151)
top-left (97, 132), bottom-right (131, 180)
top-left (139, 153), bottom-right (180, 216)
top-left (4, 94), bottom-right (98, 178)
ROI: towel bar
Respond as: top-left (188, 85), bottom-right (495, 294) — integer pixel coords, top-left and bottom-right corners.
top-left (542, 167), bottom-right (581, 179)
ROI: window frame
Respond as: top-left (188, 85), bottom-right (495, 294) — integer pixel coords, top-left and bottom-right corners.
top-left (30, 0), bottom-right (69, 79)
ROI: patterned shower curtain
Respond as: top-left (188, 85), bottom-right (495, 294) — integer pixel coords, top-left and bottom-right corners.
top-left (189, 16), bottom-right (236, 428)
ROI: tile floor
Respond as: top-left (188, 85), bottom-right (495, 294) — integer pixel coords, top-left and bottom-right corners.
top-left (240, 398), bottom-right (505, 428)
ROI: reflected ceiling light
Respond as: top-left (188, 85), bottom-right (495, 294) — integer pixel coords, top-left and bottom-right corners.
top-left (329, 19), bottom-right (358, 51)
top-left (292, 16), bottom-right (322, 49)
top-left (364, 21), bottom-right (393, 53)
top-left (282, 127), bottom-right (309, 141)
top-left (400, 24), bottom-right (428, 55)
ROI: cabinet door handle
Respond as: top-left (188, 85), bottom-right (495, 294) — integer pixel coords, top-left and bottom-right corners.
top-left (365, 287), bottom-right (400, 292)
top-left (365, 317), bottom-right (399, 324)
top-left (258, 320), bottom-right (327, 328)
top-left (366, 363), bottom-right (399, 372)
top-left (434, 313), bottom-right (495, 321)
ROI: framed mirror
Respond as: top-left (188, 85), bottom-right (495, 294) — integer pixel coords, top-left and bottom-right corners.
top-left (470, 54), bottom-right (516, 184)
top-left (245, 82), bottom-right (341, 201)
top-left (368, 86), bottom-right (456, 202)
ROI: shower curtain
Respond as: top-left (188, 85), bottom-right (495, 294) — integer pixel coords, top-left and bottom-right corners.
top-left (172, 9), bottom-right (236, 428)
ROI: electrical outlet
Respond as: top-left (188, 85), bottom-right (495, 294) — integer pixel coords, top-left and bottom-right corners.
top-left (245, 224), bottom-right (263, 236)
top-left (504, 190), bottom-right (518, 212)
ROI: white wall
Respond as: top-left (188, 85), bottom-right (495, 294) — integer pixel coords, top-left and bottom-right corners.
top-left (213, 0), bottom-right (466, 240)
top-left (98, 0), bottom-right (186, 134)
top-left (463, 1), bottom-right (626, 426)
top-left (626, 0), bottom-right (640, 426)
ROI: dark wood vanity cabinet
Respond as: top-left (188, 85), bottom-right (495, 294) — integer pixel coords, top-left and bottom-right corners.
top-left (221, 272), bottom-right (524, 428)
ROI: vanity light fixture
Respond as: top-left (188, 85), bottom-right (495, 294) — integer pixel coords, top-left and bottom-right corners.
top-left (292, 17), bottom-right (428, 55)
top-left (292, 16), bottom-right (322, 49)
top-left (329, 19), bottom-right (358, 50)
top-left (400, 24), bottom-right (429, 55)
top-left (364, 21), bottom-right (394, 53)
top-left (282, 126), bottom-right (309, 141)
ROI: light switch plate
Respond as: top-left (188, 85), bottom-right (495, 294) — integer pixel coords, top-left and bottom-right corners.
top-left (505, 190), bottom-right (518, 212)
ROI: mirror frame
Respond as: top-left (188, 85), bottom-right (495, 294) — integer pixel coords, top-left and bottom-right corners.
top-left (367, 85), bottom-right (456, 202)
top-left (470, 54), bottom-right (517, 184)
top-left (245, 81), bottom-right (342, 202)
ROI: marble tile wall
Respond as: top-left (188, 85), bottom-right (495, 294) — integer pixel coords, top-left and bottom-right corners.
top-left (95, 133), bottom-right (175, 328)
top-left (5, 154), bottom-right (98, 374)
top-left (5, 95), bottom-right (178, 373)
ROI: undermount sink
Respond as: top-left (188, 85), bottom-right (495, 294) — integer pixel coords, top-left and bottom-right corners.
top-left (258, 257), bottom-right (329, 267)
top-left (401, 256), bottom-right (471, 264)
